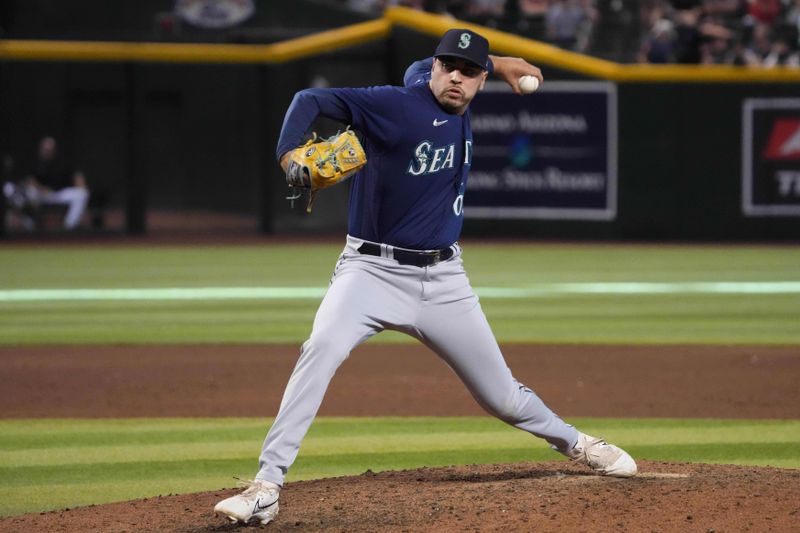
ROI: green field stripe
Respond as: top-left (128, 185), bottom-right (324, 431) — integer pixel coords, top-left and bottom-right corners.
top-left (0, 476), bottom-right (238, 518)
top-left (626, 442), bottom-right (800, 466)
top-left (0, 457), bottom-right (252, 488)
top-left (2, 282), bottom-right (800, 302)
top-left (0, 432), bottom-right (546, 468)
top-left (1, 418), bottom-right (798, 469)
top-left (0, 417), bottom-right (261, 433)
top-left (4, 424), bottom-right (799, 468)
top-left (1, 244), bottom-right (798, 345)
top-left (0, 425), bottom-right (266, 451)
top-left (2, 440), bottom-right (796, 490)
top-left (1, 417), bottom-right (796, 437)
top-left (3, 417), bottom-right (797, 450)
top-left (0, 417), bottom-right (798, 517)
top-left (0, 441), bottom-right (259, 467)
top-left (293, 441), bottom-right (800, 474)
top-left (0, 287), bottom-right (325, 302)
top-left (479, 282), bottom-right (800, 296)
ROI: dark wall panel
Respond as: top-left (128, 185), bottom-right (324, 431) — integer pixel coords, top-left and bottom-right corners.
top-left (617, 83), bottom-right (800, 241)
top-left (2, 25), bottom-right (798, 240)
top-left (68, 88), bottom-right (126, 207)
top-left (141, 90), bottom-right (183, 210)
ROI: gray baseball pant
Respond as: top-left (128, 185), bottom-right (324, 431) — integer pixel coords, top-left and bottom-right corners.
top-left (256, 236), bottom-right (578, 486)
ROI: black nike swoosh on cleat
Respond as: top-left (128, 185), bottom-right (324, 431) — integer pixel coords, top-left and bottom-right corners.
top-left (254, 497), bottom-right (278, 513)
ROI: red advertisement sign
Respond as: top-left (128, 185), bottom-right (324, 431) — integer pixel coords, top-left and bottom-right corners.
top-left (742, 99), bottom-right (800, 216)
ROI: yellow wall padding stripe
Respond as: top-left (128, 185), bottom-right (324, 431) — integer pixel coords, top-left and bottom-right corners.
top-left (1, 6), bottom-right (798, 82)
top-left (0, 39), bottom-right (266, 63)
top-left (0, 18), bottom-right (390, 64)
top-left (267, 18), bottom-right (390, 63)
top-left (385, 6), bottom-right (620, 79)
top-left (613, 63), bottom-right (800, 82)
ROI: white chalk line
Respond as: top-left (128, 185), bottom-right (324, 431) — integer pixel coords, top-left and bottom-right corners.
top-left (635, 472), bottom-right (691, 479)
top-left (0, 282), bottom-right (799, 302)
top-left (555, 472), bottom-right (690, 483)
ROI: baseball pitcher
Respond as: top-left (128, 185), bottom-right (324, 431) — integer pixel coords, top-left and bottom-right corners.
top-left (215, 28), bottom-right (637, 526)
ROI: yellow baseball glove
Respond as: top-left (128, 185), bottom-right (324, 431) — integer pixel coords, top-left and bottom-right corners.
top-left (285, 128), bottom-right (367, 213)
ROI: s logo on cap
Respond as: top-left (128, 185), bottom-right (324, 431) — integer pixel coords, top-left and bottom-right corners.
top-left (458, 33), bottom-right (471, 49)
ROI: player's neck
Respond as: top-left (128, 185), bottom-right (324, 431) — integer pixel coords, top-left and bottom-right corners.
top-left (427, 81), bottom-right (467, 116)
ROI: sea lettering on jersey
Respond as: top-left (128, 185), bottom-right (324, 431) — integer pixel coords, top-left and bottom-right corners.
top-left (407, 139), bottom-right (473, 176)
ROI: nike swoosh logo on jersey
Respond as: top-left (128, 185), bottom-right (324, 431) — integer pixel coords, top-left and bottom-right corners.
top-left (433, 119), bottom-right (448, 126)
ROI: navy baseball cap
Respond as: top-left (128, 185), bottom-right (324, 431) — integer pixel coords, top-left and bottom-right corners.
top-left (434, 28), bottom-right (490, 70)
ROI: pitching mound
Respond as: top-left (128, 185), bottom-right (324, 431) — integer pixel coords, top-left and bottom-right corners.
top-left (3, 461), bottom-right (797, 532)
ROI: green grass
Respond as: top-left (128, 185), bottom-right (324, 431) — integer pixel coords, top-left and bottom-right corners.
top-left (0, 417), bottom-right (798, 517)
top-left (1, 243), bottom-right (799, 345)
top-left (0, 244), bottom-right (797, 517)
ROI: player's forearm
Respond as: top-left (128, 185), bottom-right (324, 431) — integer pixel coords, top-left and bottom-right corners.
top-left (276, 90), bottom-right (324, 164)
top-left (275, 89), bottom-right (352, 164)
top-left (488, 55), bottom-right (543, 95)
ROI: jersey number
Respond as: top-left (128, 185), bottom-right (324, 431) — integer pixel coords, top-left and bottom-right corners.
top-left (453, 194), bottom-right (464, 216)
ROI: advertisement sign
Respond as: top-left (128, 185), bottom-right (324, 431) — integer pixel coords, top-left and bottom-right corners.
top-left (742, 98), bottom-right (800, 216)
top-left (466, 81), bottom-right (616, 220)
top-left (175, 0), bottom-right (255, 29)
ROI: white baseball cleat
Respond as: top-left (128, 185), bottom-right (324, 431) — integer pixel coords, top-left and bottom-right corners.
top-left (566, 432), bottom-right (637, 477)
top-left (214, 479), bottom-right (280, 525)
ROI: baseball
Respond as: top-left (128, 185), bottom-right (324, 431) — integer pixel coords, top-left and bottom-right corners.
top-left (518, 75), bottom-right (540, 94)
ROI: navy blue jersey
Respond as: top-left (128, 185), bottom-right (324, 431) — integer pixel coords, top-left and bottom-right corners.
top-left (276, 58), bottom-right (476, 250)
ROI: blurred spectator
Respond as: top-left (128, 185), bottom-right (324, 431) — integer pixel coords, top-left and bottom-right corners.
top-left (344, 0), bottom-right (385, 14)
top-left (336, 0), bottom-right (798, 65)
top-left (2, 154), bottom-right (36, 231)
top-left (670, 0), bottom-right (702, 10)
top-left (786, 0), bottom-right (800, 47)
top-left (576, 0), bottom-right (599, 50)
top-left (421, 0), bottom-right (449, 13)
top-left (636, 0), bottom-right (797, 65)
top-left (23, 137), bottom-right (90, 231)
top-left (742, 21), bottom-right (775, 63)
top-left (545, 0), bottom-right (597, 51)
top-left (703, 0), bottom-right (745, 21)
top-left (638, 18), bottom-right (677, 62)
top-left (672, 7), bottom-right (705, 62)
top-left (745, 0), bottom-right (782, 26)
top-left (697, 13), bottom-right (736, 59)
top-left (639, 4), bottom-right (733, 63)
top-left (396, 0), bottom-right (426, 9)
top-left (518, 0), bottom-right (549, 17)
top-left (724, 36), bottom-right (750, 64)
top-left (639, 0), bottom-right (671, 30)
top-left (762, 37), bottom-right (800, 66)
top-left (700, 34), bottom-right (733, 62)
top-left (466, 0), bottom-right (506, 17)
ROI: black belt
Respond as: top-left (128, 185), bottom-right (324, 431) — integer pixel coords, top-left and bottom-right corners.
top-left (357, 242), bottom-right (454, 267)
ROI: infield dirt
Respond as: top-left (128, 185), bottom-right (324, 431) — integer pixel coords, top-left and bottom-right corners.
top-left (2, 344), bottom-right (798, 419)
top-left (1, 343), bottom-right (798, 532)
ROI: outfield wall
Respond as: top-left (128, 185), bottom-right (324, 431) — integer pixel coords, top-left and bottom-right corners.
top-left (456, 82), bottom-right (800, 241)
top-left (1, 7), bottom-right (798, 240)
top-left (388, 27), bottom-right (800, 241)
